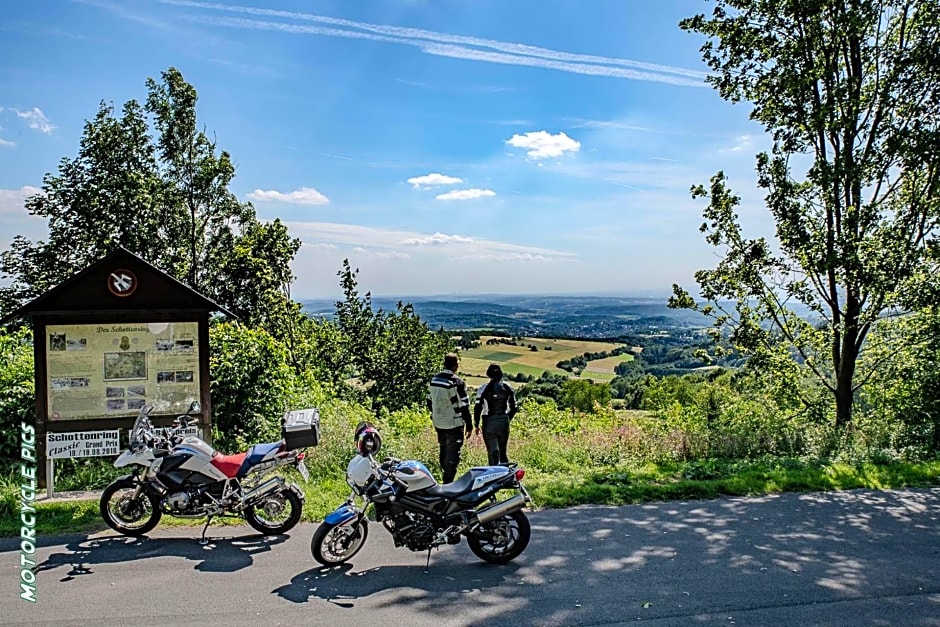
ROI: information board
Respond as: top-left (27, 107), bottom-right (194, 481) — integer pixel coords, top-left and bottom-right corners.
top-left (45, 322), bottom-right (200, 420)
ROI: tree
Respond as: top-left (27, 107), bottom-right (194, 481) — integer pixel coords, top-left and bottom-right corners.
top-left (144, 67), bottom-right (256, 294)
top-left (0, 67), bottom-right (302, 343)
top-left (333, 260), bottom-right (380, 383)
top-left (0, 100), bottom-right (165, 313)
top-left (331, 260), bottom-right (453, 412)
top-left (671, 0), bottom-right (940, 428)
top-left (369, 302), bottom-right (452, 412)
top-left (560, 378), bottom-right (612, 413)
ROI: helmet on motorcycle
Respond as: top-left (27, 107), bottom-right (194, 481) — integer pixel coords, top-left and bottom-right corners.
top-left (354, 421), bottom-right (382, 456)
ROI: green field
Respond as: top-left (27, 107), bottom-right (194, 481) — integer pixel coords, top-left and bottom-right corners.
top-left (458, 336), bottom-right (634, 384)
top-left (478, 351), bottom-right (524, 362)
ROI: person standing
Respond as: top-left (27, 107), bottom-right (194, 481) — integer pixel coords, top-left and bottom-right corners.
top-left (474, 363), bottom-right (518, 465)
top-left (427, 353), bottom-right (473, 483)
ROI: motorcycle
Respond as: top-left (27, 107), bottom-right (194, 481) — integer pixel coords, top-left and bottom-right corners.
top-left (99, 401), bottom-right (320, 542)
top-left (311, 422), bottom-right (533, 567)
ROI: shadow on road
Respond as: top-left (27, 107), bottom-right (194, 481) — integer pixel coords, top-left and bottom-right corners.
top-left (271, 489), bottom-right (940, 626)
top-left (275, 560), bottom-right (522, 607)
top-left (37, 531), bottom-right (288, 581)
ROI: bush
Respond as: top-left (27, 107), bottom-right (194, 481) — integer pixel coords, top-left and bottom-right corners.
top-left (0, 327), bottom-right (35, 471)
top-left (209, 321), bottom-right (298, 452)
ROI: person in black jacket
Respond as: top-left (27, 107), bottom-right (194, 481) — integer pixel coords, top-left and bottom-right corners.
top-left (473, 363), bottom-right (518, 465)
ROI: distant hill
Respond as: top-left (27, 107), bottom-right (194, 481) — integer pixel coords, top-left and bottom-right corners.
top-left (301, 294), bottom-right (711, 340)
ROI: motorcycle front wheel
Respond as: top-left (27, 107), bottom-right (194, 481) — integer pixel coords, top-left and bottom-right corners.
top-left (99, 479), bottom-right (162, 537)
top-left (311, 519), bottom-right (369, 565)
top-left (245, 488), bottom-right (303, 535)
top-left (467, 509), bottom-right (531, 564)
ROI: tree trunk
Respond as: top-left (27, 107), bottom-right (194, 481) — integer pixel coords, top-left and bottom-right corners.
top-left (835, 321), bottom-right (860, 429)
top-left (835, 375), bottom-right (854, 428)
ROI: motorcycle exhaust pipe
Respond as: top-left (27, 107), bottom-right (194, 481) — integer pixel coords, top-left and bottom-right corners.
top-left (238, 477), bottom-right (283, 509)
top-left (474, 493), bottom-right (527, 526)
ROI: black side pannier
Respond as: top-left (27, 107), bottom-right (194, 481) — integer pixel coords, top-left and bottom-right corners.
top-left (282, 408), bottom-right (321, 449)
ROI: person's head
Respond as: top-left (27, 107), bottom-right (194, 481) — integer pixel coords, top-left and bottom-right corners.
top-left (486, 363), bottom-right (503, 381)
top-left (444, 353), bottom-right (459, 371)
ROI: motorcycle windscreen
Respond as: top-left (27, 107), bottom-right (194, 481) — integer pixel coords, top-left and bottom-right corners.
top-left (346, 455), bottom-right (374, 488)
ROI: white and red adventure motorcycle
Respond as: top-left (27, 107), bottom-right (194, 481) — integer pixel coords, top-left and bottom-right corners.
top-left (311, 422), bottom-right (533, 567)
top-left (99, 402), bottom-right (319, 541)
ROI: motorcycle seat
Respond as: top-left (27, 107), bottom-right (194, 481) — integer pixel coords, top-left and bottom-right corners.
top-left (237, 441), bottom-right (285, 477)
top-left (423, 471), bottom-right (478, 498)
top-left (211, 452), bottom-right (248, 478)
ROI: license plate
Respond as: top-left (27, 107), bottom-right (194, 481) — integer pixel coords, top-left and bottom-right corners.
top-left (297, 459), bottom-right (310, 482)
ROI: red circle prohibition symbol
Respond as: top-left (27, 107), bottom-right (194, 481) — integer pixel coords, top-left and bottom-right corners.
top-left (108, 269), bottom-right (138, 297)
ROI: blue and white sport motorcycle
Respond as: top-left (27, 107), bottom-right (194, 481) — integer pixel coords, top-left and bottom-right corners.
top-left (311, 423), bottom-right (533, 566)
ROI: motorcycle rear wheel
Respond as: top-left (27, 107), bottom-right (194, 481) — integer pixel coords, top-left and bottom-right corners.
top-left (245, 488), bottom-right (303, 535)
top-left (311, 519), bottom-right (369, 565)
top-left (467, 509), bottom-right (530, 564)
top-left (99, 480), bottom-right (162, 537)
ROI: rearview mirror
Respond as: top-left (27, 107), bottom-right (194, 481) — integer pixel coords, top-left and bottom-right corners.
top-left (189, 401), bottom-right (201, 414)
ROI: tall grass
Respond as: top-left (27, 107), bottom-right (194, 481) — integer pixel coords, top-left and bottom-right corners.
top-left (3, 395), bottom-right (938, 537)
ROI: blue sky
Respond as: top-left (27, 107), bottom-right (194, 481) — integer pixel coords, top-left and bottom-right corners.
top-left (0, 0), bottom-right (774, 299)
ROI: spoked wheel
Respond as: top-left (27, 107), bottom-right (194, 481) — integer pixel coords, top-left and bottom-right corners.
top-left (467, 509), bottom-right (531, 564)
top-left (99, 480), bottom-right (162, 537)
top-left (311, 519), bottom-right (369, 565)
top-left (245, 489), bottom-right (304, 535)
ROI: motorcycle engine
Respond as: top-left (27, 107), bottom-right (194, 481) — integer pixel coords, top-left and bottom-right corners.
top-left (166, 491), bottom-right (191, 511)
top-left (380, 505), bottom-right (437, 551)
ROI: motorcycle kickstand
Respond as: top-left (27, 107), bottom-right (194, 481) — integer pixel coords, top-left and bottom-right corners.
top-left (424, 547), bottom-right (432, 573)
top-left (200, 516), bottom-right (215, 545)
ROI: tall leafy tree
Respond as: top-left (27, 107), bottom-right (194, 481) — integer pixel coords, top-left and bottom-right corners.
top-left (671, 0), bottom-right (940, 428)
top-left (0, 100), bottom-right (165, 312)
top-left (144, 67), bottom-right (255, 294)
top-left (331, 260), bottom-right (452, 412)
top-left (0, 67), bottom-right (302, 343)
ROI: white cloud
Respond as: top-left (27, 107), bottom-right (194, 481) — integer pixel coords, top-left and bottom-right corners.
top-left (722, 135), bottom-right (753, 153)
top-left (246, 186), bottom-right (330, 205)
top-left (402, 232), bottom-right (474, 246)
top-left (281, 221), bottom-right (576, 261)
top-left (406, 173), bottom-right (464, 189)
top-left (506, 131), bottom-right (581, 160)
top-left (0, 186), bottom-right (42, 215)
top-left (352, 248), bottom-right (412, 260)
top-left (14, 107), bottom-right (56, 134)
top-left (435, 188), bottom-right (496, 201)
top-left (454, 252), bottom-right (550, 262)
top-left (164, 0), bottom-right (709, 88)
top-left (0, 186), bottom-right (47, 255)
top-left (0, 138), bottom-right (14, 147)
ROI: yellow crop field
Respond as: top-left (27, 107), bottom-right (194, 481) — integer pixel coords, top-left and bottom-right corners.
top-left (457, 336), bottom-right (632, 384)
top-left (583, 354), bottom-right (634, 373)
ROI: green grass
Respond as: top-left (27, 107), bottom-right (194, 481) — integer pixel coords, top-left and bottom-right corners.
top-left (4, 459), bottom-right (938, 538)
top-left (525, 460), bottom-right (940, 508)
top-left (5, 399), bottom-right (939, 538)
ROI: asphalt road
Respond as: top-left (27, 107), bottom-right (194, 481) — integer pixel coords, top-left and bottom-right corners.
top-left (2, 488), bottom-right (939, 627)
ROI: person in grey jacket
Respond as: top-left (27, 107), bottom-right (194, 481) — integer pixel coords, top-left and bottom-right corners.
top-left (473, 363), bottom-right (518, 465)
top-left (427, 353), bottom-right (473, 483)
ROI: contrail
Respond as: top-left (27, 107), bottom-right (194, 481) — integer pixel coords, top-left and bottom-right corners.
top-left (159, 0), bottom-right (709, 87)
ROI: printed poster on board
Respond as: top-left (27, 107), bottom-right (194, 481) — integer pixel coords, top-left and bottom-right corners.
top-left (45, 322), bottom-right (199, 420)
